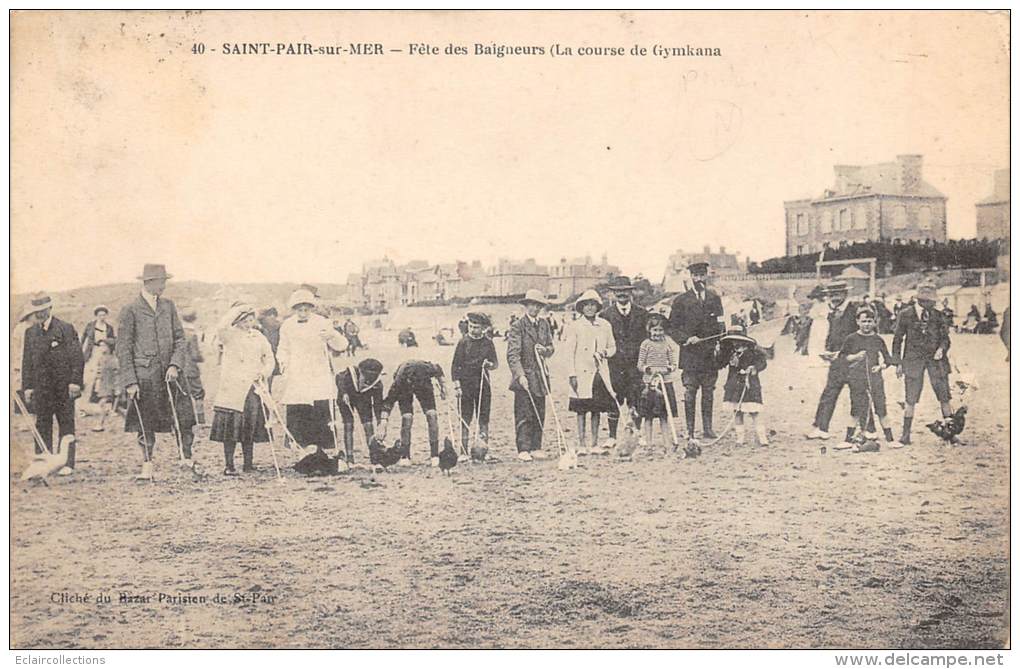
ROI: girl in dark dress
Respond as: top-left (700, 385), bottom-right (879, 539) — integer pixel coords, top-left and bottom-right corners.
top-left (716, 325), bottom-right (769, 446)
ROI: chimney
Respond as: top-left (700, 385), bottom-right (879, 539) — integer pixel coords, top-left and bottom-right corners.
top-left (994, 168), bottom-right (1010, 199)
top-left (897, 154), bottom-right (922, 194)
top-left (719, 246), bottom-right (727, 254)
top-left (703, 245), bottom-right (711, 254)
top-left (833, 165), bottom-right (861, 194)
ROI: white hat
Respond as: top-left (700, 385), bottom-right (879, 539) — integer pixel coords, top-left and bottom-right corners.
top-left (574, 289), bottom-right (604, 313)
top-left (287, 289), bottom-right (317, 310)
top-left (519, 289), bottom-right (548, 306)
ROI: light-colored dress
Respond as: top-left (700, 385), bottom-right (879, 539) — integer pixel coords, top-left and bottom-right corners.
top-left (276, 314), bottom-right (346, 405)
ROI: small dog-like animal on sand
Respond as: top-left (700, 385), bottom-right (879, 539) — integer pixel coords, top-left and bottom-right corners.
top-left (438, 438), bottom-right (458, 475)
top-left (469, 444), bottom-right (488, 462)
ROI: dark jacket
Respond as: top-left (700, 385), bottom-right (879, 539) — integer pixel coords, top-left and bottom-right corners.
top-left (892, 304), bottom-right (952, 366)
top-left (667, 288), bottom-right (725, 372)
top-left (117, 294), bottom-right (188, 389)
top-left (80, 320), bottom-right (115, 360)
top-left (451, 335), bottom-right (498, 387)
top-left (505, 314), bottom-right (554, 395)
top-left (22, 317), bottom-right (85, 391)
top-left (823, 301), bottom-right (860, 353)
top-left (600, 302), bottom-right (650, 366)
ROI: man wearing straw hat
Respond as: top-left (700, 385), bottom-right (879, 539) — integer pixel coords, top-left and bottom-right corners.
top-left (117, 264), bottom-right (197, 480)
top-left (19, 292), bottom-right (85, 475)
top-left (506, 288), bottom-right (556, 461)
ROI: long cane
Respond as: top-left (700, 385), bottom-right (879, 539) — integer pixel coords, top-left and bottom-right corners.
top-left (655, 374), bottom-right (682, 450)
top-left (472, 367), bottom-right (487, 446)
top-left (322, 348), bottom-right (344, 455)
top-left (256, 388), bottom-right (284, 482)
top-left (435, 379), bottom-right (466, 455)
top-left (12, 392), bottom-right (51, 455)
top-left (166, 380), bottom-right (187, 463)
top-left (596, 359), bottom-right (638, 440)
top-left (256, 380), bottom-right (302, 449)
top-left (131, 394), bottom-right (152, 466)
top-left (699, 375), bottom-right (749, 449)
top-left (534, 346), bottom-right (568, 456)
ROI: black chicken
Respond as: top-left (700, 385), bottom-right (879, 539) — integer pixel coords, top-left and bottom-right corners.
top-left (926, 406), bottom-right (968, 444)
top-left (439, 437), bottom-right (459, 475)
top-left (369, 436), bottom-right (404, 470)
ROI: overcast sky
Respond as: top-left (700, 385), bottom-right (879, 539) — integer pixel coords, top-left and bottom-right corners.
top-left (11, 10), bottom-right (1009, 292)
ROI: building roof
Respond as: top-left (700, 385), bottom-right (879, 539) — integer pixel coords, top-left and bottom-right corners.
top-left (817, 161), bottom-right (945, 201)
top-left (838, 265), bottom-right (870, 280)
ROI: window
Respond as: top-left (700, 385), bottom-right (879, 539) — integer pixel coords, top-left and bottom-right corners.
top-left (796, 213), bottom-right (808, 236)
top-left (854, 204), bottom-right (868, 230)
top-left (892, 205), bottom-right (908, 229)
top-left (838, 208), bottom-right (850, 231)
top-left (820, 210), bottom-right (833, 233)
top-left (918, 206), bottom-right (932, 230)
top-left (796, 245), bottom-right (804, 255)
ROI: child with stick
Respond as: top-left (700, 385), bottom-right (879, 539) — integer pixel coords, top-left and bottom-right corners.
top-left (636, 314), bottom-right (681, 449)
top-left (715, 325), bottom-right (769, 446)
top-left (451, 313), bottom-right (498, 453)
top-left (837, 307), bottom-right (897, 450)
top-left (209, 303), bottom-right (276, 475)
top-left (335, 357), bottom-right (385, 467)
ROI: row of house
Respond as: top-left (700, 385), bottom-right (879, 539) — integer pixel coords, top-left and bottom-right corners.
top-left (784, 155), bottom-right (1009, 256)
top-left (346, 254), bottom-right (622, 309)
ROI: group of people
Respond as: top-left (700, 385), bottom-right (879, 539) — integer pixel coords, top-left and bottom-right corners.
top-left (17, 257), bottom-right (991, 481)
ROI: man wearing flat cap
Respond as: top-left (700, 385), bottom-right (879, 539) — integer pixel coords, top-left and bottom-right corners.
top-left (600, 275), bottom-right (649, 446)
top-left (805, 280), bottom-right (862, 440)
top-left (667, 262), bottom-right (725, 443)
top-left (117, 264), bottom-right (197, 480)
top-left (506, 289), bottom-right (556, 461)
top-left (20, 292), bottom-right (85, 475)
top-left (892, 282), bottom-right (955, 446)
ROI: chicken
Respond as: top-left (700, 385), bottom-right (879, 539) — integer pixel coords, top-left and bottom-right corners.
top-left (557, 447), bottom-right (578, 471)
top-left (439, 438), bottom-right (459, 475)
top-left (369, 436), bottom-right (403, 470)
top-left (20, 435), bottom-right (73, 483)
top-left (470, 443), bottom-right (488, 463)
top-left (614, 438), bottom-right (638, 460)
top-left (926, 406), bottom-right (968, 444)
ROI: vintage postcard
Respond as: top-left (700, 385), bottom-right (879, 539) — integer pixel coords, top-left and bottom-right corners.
top-left (8, 10), bottom-right (1010, 654)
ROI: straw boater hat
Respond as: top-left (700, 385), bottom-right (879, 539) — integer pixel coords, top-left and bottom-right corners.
top-left (519, 289), bottom-right (548, 306)
top-left (466, 312), bottom-right (491, 327)
top-left (137, 264), bottom-right (172, 281)
top-left (824, 280), bottom-right (849, 295)
top-left (573, 288), bottom-right (604, 313)
top-left (287, 288), bottom-right (317, 310)
top-left (93, 305), bottom-right (110, 316)
top-left (20, 292), bottom-right (53, 322)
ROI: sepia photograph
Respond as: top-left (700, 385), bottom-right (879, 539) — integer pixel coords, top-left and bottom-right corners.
top-left (8, 9), bottom-right (1011, 655)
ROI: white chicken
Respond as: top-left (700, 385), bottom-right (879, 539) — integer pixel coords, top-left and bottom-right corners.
top-left (20, 435), bottom-right (74, 483)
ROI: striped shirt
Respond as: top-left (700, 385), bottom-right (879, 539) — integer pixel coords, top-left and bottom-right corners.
top-left (637, 336), bottom-right (680, 379)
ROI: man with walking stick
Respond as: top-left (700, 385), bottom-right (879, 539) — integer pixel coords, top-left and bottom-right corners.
top-left (117, 264), bottom-right (197, 480)
top-left (20, 292), bottom-right (85, 476)
top-left (506, 289), bottom-right (556, 462)
top-left (666, 261), bottom-right (725, 446)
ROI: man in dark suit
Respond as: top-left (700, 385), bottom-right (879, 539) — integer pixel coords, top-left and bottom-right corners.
top-left (667, 262), bottom-right (725, 443)
top-left (599, 275), bottom-right (649, 445)
top-left (118, 264), bottom-right (196, 480)
top-left (506, 289), bottom-right (556, 461)
top-left (892, 282), bottom-right (954, 446)
top-left (805, 281), bottom-right (861, 440)
top-left (20, 292), bottom-right (85, 475)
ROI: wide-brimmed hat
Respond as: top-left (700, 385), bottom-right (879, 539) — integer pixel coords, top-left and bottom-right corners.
top-left (137, 264), bottom-right (173, 281)
top-left (226, 302), bottom-right (256, 326)
top-left (180, 307), bottom-right (198, 322)
top-left (288, 289), bottom-right (317, 310)
top-left (20, 292), bottom-right (53, 321)
top-left (606, 275), bottom-right (635, 291)
top-left (519, 289), bottom-right (548, 306)
top-left (466, 311), bottom-right (491, 327)
top-left (721, 325), bottom-right (756, 347)
top-left (916, 282), bottom-right (938, 301)
top-left (573, 289), bottom-right (604, 313)
top-left (93, 304), bottom-right (110, 316)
